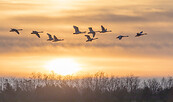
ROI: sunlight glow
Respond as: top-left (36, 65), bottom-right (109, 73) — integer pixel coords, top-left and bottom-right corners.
top-left (44, 58), bottom-right (82, 75)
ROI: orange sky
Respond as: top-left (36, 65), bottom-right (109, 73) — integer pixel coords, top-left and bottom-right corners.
top-left (0, 0), bottom-right (173, 77)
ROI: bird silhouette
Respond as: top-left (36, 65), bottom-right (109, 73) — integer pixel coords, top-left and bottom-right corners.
top-left (85, 35), bottom-right (98, 42)
top-left (10, 28), bottom-right (23, 34)
top-left (88, 27), bottom-right (96, 38)
top-left (100, 25), bottom-right (112, 33)
top-left (117, 35), bottom-right (129, 40)
top-left (31, 31), bottom-right (43, 38)
top-left (135, 31), bottom-right (147, 37)
top-left (73, 26), bottom-right (86, 34)
top-left (52, 35), bottom-right (64, 42)
top-left (47, 33), bottom-right (53, 41)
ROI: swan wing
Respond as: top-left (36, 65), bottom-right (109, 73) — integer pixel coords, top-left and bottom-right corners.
top-left (89, 27), bottom-right (93, 32)
top-left (140, 31), bottom-right (143, 34)
top-left (92, 32), bottom-right (96, 38)
top-left (73, 26), bottom-right (79, 33)
top-left (47, 33), bottom-right (53, 39)
top-left (36, 34), bottom-right (40, 38)
top-left (15, 30), bottom-right (20, 34)
top-left (54, 35), bottom-right (58, 40)
top-left (101, 25), bottom-right (106, 31)
top-left (85, 35), bottom-right (91, 40)
top-left (119, 37), bottom-right (122, 40)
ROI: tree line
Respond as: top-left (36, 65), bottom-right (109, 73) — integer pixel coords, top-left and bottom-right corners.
top-left (0, 72), bottom-right (173, 102)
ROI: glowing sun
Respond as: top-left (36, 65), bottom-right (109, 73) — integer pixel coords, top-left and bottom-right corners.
top-left (44, 58), bottom-right (82, 75)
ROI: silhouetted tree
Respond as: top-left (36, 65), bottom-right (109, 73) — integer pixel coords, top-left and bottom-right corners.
top-left (0, 72), bottom-right (172, 102)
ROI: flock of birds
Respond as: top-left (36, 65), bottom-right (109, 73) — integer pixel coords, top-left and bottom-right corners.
top-left (10, 25), bottom-right (147, 42)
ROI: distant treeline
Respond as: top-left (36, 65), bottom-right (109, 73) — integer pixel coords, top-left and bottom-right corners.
top-left (0, 72), bottom-right (173, 102)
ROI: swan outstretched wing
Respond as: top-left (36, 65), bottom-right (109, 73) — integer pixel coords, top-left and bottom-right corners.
top-left (119, 37), bottom-right (122, 40)
top-left (47, 33), bottom-right (53, 39)
top-left (101, 25), bottom-right (106, 31)
top-left (36, 34), bottom-right (40, 38)
top-left (85, 35), bottom-right (92, 40)
top-left (54, 35), bottom-right (58, 40)
top-left (140, 31), bottom-right (143, 34)
top-left (73, 26), bottom-right (79, 33)
top-left (92, 32), bottom-right (96, 38)
top-left (15, 30), bottom-right (20, 34)
top-left (89, 27), bottom-right (94, 32)
top-left (10, 29), bottom-right (20, 34)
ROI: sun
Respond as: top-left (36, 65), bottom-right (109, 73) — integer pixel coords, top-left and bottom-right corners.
top-left (44, 58), bottom-right (82, 75)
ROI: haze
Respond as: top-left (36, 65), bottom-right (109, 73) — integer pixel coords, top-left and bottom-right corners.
top-left (0, 0), bottom-right (173, 77)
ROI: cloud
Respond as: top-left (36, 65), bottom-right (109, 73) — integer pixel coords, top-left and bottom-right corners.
top-left (9, 14), bottom-right (145, 25)
top-left (1, 32), bottom-right (173, 58)
top-left (0, 2), bottom-right (45, 11)
top-left (7, 8), bottom-right (173, 26)
top-left (1, 0), bottom-right (173, 58)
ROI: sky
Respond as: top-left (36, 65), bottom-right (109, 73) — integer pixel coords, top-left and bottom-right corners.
top-left (0, 0), bottom-right (173, 77)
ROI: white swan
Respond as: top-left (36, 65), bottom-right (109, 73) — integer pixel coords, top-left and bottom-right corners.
top-left (85, 35), bottom-right (98, 42)
top-left (10, 28), bottom-right (23, 34)
top-left (73, 26), bottom-right (86, 34)
top-left (31, 31), bottom-right (43, 38)
top-left (88, 27), bottom-right (96, 38)
top-left (47, 33), bottom-right (53, 41)
top-left (52, 35), bottom-right (64, 42)
top-left (135, 31), bottom-right (147, 37)
top-left (117, 35), bottom-right (129, 40)
top-left (100, 25), bottom-right (112, 33)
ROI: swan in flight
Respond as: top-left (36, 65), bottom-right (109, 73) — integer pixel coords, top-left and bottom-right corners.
top-left (117, 35), bottom-right (129, 40)
top-left (88, 27), bottom-right (96, 38)
top-left (73, 26), bottom-right (86, 34)
top-left (85, 35), bottom-right (98, 42)
top-left (135, 31), bottom-right (147, 37)
top-left (10, 28), bottom-right (23, 34)
top-left (100, 25), bottom-right (112, 33)
top-left (31, 31), bottom-right (43, 38)
top-left (47, 33), bottom-right (53, 41)
top-left (52, 35), bottom-right (64, 42)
